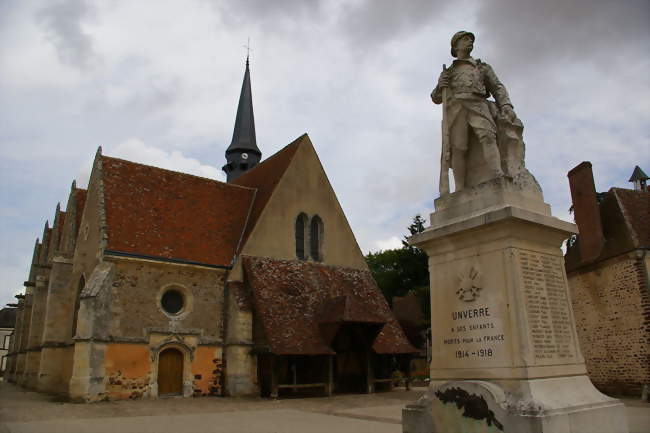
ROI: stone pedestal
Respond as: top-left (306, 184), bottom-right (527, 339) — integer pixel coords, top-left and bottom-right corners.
top-left (403, 177), bottom-right (628, 433)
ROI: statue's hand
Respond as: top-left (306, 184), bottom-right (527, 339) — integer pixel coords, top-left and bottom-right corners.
top-left (501, 105), bottom-right (516, 122)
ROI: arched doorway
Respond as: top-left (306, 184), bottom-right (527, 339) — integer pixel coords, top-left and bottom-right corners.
top-left (157, 348), bottom-right (183, 396)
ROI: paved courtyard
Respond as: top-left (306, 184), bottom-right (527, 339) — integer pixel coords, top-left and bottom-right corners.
top-left (0, 381), bottom-right (648, 433)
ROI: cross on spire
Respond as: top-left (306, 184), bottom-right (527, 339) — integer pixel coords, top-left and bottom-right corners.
top-left (243, 37), bottom-right (253, 65)
top-left (223, 42), bottom-right (261, 182)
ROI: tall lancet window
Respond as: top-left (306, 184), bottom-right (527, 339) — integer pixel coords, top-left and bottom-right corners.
top-left (295, 213), bottom-right (308, 260)
top-left (310, 215), bottom-right (323, 262)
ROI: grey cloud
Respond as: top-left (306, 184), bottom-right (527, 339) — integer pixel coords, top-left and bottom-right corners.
top-left (475, 0), bottom-right (650, 72)
top-left (0, 2), bottom-right (14, 31)
top-left (35, 0), bottom-right (97, 70)
top-left (211, 0), bottom-right (324, 29)
top-left (96, 57), bottom-right (182, 112)
top-left (337, 0), bottom-right (449, 48)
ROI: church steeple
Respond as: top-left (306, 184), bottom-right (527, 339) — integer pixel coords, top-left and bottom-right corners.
top-left (223, 56), bottom-right (262, 182)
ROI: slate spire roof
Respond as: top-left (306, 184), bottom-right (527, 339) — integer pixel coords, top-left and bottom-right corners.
top-left (226, 56), bottom-right (260, 157)
top-left (628, 165), bottom-right (649, 182)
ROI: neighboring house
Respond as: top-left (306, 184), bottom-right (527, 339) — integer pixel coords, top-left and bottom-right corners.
top-left (4, 59), bottom-right (415, 402)
top-left (565, 162), bottom-right (650, 397)
top-left (0, 307), bottom-right (17, 373)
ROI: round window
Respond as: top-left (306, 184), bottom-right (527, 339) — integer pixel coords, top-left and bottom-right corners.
top-left (161, 289), bottom-right (184, 315)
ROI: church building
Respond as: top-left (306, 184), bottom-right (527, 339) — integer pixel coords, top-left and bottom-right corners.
top-left (4, 59), bottom-right (415, 401)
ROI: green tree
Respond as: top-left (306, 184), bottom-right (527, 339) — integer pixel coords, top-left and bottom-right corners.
top-left (366, 215), bottom-right (430, 321)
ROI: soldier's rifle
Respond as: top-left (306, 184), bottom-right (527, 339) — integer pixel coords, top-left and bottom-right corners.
top-left (439, 64), bottom-right (451, 195)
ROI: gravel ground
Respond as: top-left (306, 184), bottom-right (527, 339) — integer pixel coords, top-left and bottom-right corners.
top-left (1, 380), bottom-right (648, 433)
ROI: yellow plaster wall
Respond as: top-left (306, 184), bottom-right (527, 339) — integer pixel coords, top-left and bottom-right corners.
top-left (104, 343), bottom-right (151, 400)
top-left (191, 346), bottom-right (223, 396)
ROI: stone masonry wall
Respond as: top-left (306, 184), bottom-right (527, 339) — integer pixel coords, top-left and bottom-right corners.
top-left (109, 260), bottom-right (225, 342)
top-left (567, 251), bottom-right (650, 396)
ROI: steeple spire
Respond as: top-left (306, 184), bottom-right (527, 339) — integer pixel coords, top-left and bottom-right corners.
top-left (223, 54), bottom-right (261, 182)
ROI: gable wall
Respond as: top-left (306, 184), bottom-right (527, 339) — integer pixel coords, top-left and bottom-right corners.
top-left (240, 140), bottom-right (367, 270)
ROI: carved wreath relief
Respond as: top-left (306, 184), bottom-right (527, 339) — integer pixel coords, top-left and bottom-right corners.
top-left (457, 266), bottom-right (481, 302)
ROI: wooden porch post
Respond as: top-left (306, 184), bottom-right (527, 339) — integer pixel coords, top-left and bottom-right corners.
top-left (325, 355), bottom-right (333, 397)
top-left (405, 355), bottom-right (412, 391)
top-left (270, 355), bottom-right (278, 399)
top-left (366, 350), bottom-right (374, 394)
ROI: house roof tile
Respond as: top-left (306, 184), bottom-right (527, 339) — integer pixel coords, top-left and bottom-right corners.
top-left (613, 188), bottom-right (650, 248)
top-left (74, 188), bottom-right (87, 237)
top-left (55, 211), bottom-right (66, 251)
top-left (566, 187), bottom-right (650, 270)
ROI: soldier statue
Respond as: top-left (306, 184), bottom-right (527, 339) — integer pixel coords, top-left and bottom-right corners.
top-left (432, 31), bottom-right (527, 195)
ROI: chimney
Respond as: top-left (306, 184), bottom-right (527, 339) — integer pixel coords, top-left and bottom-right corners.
top-left (568, 162), bottom-right (605, 263)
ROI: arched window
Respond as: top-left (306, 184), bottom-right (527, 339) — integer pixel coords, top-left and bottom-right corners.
top-left (310, 215), bottom-right (323, 261)
top-left (71, 275), bottom-right (85, 338)
top-left (295, 213), bottom-right (308, 260)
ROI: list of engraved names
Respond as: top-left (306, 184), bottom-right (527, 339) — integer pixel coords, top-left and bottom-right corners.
top-left (519, 250), bottom-right (576, 362)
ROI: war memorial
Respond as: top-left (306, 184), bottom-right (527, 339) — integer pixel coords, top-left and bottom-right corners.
top-left (402, 32), bottom-right (630, 433)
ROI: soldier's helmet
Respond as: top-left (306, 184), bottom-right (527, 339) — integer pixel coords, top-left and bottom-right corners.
top-left (451, 31), bottom-right (475, 57)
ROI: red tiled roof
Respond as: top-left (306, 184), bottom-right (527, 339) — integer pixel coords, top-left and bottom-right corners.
top-left (319, 295), bottom-right (387, 324)
top-left (232, 135), bottom-right (304, 251)
top-left (566, 187), bottom-right (650, 270)
top-left (243, 256), bottom-right (416, 355)
top-left (74, 189), bottom-right (87, 237)
top-left (613, 188), bottom-right (650, 248)
top-left (40, 228), bottom-right (52, 262)
top-left (100, 155), bottom-right (256, 266)
top-left (56, 211), bottom-right (66, 251)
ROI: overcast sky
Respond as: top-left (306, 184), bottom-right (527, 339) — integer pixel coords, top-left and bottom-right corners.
top-left (1, 0), bottom-right (649, 307)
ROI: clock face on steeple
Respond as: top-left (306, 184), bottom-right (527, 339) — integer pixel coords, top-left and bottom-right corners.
top-left (241, 153), bottom-right (249, 160)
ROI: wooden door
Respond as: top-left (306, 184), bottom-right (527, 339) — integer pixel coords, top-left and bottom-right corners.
top-left (158, 348), bottom-right (183, 396)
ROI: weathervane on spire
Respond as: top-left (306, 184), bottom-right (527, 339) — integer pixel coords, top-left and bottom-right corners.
top-left (243, 37), bottom-right (253, 65)
top-left (223, 38), bottom-right (261, 182)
